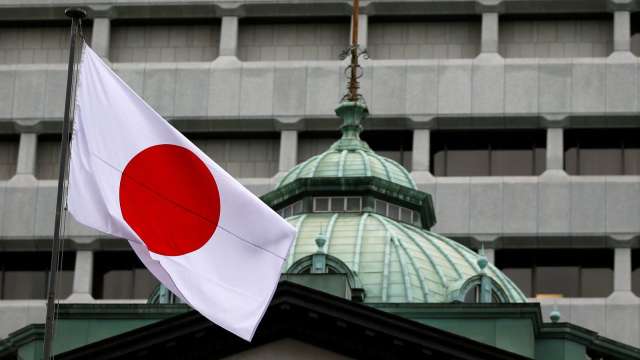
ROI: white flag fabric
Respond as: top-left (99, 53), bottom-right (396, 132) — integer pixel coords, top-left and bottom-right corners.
top-left (67, 43), bottom-right (296, 341)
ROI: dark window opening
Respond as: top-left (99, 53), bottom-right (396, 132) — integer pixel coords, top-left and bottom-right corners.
top-left (632, 249), bottom-right (640, 297)
top-left (0, 251), bottom-right (74, 299)
top-left (92, 251), bottom-right (158, 299)
top-left (297, 130), bottom-right (413, 170)
top-left (431, 130), bottom-right (546, 176)
top-left (496, 248), bottom-right (613, 298)
top-left (0, 135), bottom-right (19, 180)
top-left (36, 134), bottom-right (61, 180)
top-left (564, 129), bottom-right (640, 175)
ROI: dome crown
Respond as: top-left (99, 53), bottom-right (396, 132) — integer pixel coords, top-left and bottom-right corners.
top-left (277, 101), bottom-right (416, 190)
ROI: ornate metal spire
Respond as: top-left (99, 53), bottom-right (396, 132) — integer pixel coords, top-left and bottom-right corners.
top-left (340, 0), bottom-right (368, 102)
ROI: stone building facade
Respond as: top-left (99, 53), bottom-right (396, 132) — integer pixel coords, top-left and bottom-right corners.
top-left (0, 0), bottom-right (639, 350)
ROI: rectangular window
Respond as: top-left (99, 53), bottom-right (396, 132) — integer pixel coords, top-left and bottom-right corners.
top-left (368, 17), bottom-right (481, 59)
top-left (238, 18), bottom-right (349, 61)
top-left (0, 135), bottom-right (19, 180)
top-left (313, 197), bottom-right (330, 212)
top-left (499, 16), bottom-right (613, 58)
top-left (374, 200), bottom-right (387, 215)
top-left (330, 197), bottom-right (345, 212)
top-left (0, 251), bottom-right (74, 299)
top-left (189, 133), bottom-right (280, 178)
top-left (632, 249), bottom-right (640, 297)
top-left (110, 21), bottom-right (220, 62)
top-left (36, 135), bottom-right (61, 179)
top-left (496, 248), bottom-right (613, 298)
top-left (565, 129), bottom-right (640, 175)
top-left (431, 130), bottom-right (546, 176)
top-left (0, 24), bottom-right (92, 64)
top-left (346, 197), bottom-right (362, 212)
top-left (93, 251), bottom-right (158, 299)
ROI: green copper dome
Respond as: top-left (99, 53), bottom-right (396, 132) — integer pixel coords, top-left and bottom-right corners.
top-left (284, 212), bottom-right (527, 303)
top-left (278, 101), bottom-right (416, 190)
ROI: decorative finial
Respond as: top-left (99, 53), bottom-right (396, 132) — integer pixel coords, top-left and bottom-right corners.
top-left (550, 306), bottom-right (561, 323)
top-left (315, 231), bottom-right (327, 253)
top-left (477, 244), bottom-right (488, 271)
top-left (340, 0), bottom-right (368, 103)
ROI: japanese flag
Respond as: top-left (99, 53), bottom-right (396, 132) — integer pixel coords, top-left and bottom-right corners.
top-left (67, 44), bottom-right (296, 341)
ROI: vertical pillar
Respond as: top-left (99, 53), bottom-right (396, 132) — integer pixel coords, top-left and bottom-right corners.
top-left (481, 12), bottom-right (499, 53)
top-left (69, 250), bottom-right (94, 301)
top-left (219, 16), bottom-right (239, 57)
top-left (546, 128), bottom-right (564, 171)
top-left (351, 14), bottom-right (368, 48)
top-left (278, 130), bottom-right (298, 173)
top-left (614, 248), bottom-right (632, 292)
top-left (613, 11), bottom-right (631, 52)
top-left (91, 18), bottom-right (111, 60)
top-left (15, 133), bottom-right (37, 176)
top-left (412, 129), bottom-right (430, 173)
top-left (484, 248), bottom-right (495, 263)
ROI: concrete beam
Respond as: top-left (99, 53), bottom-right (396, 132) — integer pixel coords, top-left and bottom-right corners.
top-left (613, 11), bottom-right (631, 52)
top-left (545, 128), bottom-right (563, 171)
top-left (219, 16), bottom-right (239, 57)
top-left (480, 12), bottom-right (499, 54)
top-left (278, 130), bottom-right (298, 172)
top-left (614, 247), bottom-right (632, 293)
top-left (15, 133), bottom-right (37, 176)
top-left (91, 18), bottom-right (111, 60)
top-left (68, 250), bottom-right (94, 302)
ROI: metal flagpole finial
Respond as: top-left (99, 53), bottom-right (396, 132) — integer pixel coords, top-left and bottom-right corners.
top-left (340, 0), bottom-right (368, 103)
top-left (64, 7), bottom-right (87, 19)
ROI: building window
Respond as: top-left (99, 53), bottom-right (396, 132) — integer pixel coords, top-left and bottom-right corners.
top-left (0, 24), bottom-right (92, 64)
top-left (368, 17), bottom-right (481, 59)
top-left (278, 200), bottom-right (304, 218)
top-left (110, 21), bottom-right (220, 62)
top-left (0, 135), bottom-right (19, 180)
top-left (313, 197), bottom-right (362, 213)
top-left (499, 16), bottom-right (613, 58)
top-left (496, 249), bottom-right (613, 298)
top-left (298, 130), bottom-right (412, 170)
top-left (92, 251), bottom-right (158, 299)
top-left (238, 18), bottom-right (349, 61)
top-left (0, 251), bottom-right (74, 299)
top-left (565, 129), bottom-right (640, 175)
top-left (36, 135), bottom-right (61, 179)
top-left (431, 130), bottom-right (546, 176)
top-left (373, 199), bottom-right (420, 226)
top-left (632, 249), bottom-right (640, 297)
top-left (189, 133), bottom-right (280, 178)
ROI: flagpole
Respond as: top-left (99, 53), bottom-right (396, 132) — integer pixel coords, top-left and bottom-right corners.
top-left (43, 7), bottom-right (86, 359)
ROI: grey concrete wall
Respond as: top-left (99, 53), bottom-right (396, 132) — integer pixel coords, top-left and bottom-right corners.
top-left (110, 24), bottom-right (220, 62)
top-left (191, 137), bottom-right (279, 178)
top-left (0, 26), bottom-right (92, 64)
top-left (368, 20), bottom-right (481, 59)
top-left (238, 22), bottom-right (349, 61)
top-left (499, 19), bottom-right (613, 58)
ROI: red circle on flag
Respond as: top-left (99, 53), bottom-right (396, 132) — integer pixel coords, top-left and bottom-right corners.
top-left (119, 144), bottom-right (221, 256)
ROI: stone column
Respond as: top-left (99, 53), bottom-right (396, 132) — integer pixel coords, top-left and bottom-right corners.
top-left (15, 133), bottom-right (37, 177)
top-left (484, 248), bottom-right (495, 263)
top-left (614, 248), bottom-right (632, 293)
top-left (412, 129), bottom-right (430, 171)
top-left (68, 251), bottom-right (94, 301)
top-left (278, 130), bottom-right (298, 173)
top-left (545, 128), bottom-right (564, 171)
top-left (219, 16), bottom-right (239, 57)
top-left (613, 11), bottom-right (631, 52)
top-left (480, 12), bottom-right (499, 54)
top-left (351, 14), bottom-right (368, 48)
top-left (91, 18), bottom-right (111, 60)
